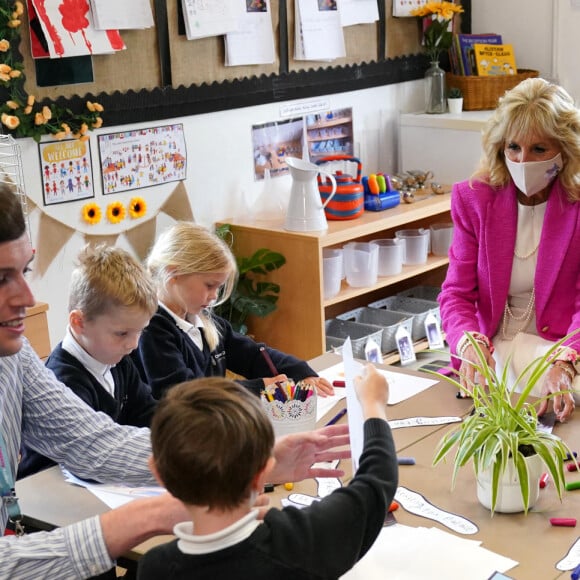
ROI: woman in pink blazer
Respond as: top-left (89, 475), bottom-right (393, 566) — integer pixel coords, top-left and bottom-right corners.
top-left (440, 78), bottom-right (580, 422)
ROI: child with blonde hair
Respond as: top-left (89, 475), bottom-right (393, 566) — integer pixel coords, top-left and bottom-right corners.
top-left (18, 244), bottom-right (158, 478)
top-left (132, 221), bottom-right (333, 399)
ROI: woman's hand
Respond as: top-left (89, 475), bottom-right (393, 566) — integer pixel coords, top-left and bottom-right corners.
top-left (457, 344), bottom-right (495, 397)
top-left (263, 374), bottom-right (288, 387)
top-left (302, 376), bottom-right (334, 397)
top-left (538, 364), bottom-right (576, 422)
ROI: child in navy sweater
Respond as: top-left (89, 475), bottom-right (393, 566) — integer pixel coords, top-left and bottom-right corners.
top-left (132, 222), bottom-right (333, 400)
top-left (138, 364), bottom-right (397, 580)
top-left (18, 244), bottom-right (158, 478)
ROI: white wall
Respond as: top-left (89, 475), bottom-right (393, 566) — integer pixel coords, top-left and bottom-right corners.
top-left (25, 80), bottom-right (424, 345)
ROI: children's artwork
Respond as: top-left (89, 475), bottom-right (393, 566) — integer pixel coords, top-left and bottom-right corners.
top-left (252, 117), bottom-right (304, 180)
top-left (30, 0), bottom-right (125, 58)
top-left (39, 139), bottom-right (95, 206)
top-left (98, 124), bottom-right (187, 195)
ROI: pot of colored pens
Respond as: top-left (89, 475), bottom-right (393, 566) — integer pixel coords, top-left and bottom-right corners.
top-left (261, 378), bottom-right (317, 438)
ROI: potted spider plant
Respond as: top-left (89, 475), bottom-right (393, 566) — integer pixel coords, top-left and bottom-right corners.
top-left (432, 332), bottom-right (576, 515)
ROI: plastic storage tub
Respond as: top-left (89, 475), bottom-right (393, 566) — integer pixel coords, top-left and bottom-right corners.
top-left (325, 319), bottom-right (383, 359)
top-left (368, 295), bottom-right (440, 341)
top-left (337, 307), bottom-right (414, 354)
top-left (397, 285), bottom-right (442, 303)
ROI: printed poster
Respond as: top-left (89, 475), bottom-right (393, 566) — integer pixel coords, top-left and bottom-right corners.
top-left (97, 124), bottom-right (187, 194)
top-left (39, 139), bottom-right (95, 206)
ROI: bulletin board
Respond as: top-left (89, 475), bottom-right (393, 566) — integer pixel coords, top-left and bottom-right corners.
top-left (16, 0), bottom-right (471, 128)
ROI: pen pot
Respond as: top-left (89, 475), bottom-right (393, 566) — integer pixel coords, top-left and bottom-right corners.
top-left (261, 379), bottom-right (317, 438)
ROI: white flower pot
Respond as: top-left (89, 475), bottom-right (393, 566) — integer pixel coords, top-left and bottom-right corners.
top-left (476, 454), bottom-right (543, 513)
top-left (447, 97), bottom-right (463, 114)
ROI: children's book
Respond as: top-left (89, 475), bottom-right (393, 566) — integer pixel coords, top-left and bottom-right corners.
top-left (456, 33), bottom-right (502, 75)
top-left (472, 43), bottom-right (517, 76)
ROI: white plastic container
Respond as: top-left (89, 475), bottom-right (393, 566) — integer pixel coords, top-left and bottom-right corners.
top-left (343, 242), bottom-right (379, 287)
top-left (430, 223), bottom-right (454, 257)
top-left (395, 228), bottom-right (430, 265)
top-left (322, 248), bottom-right (343, 299)
top-left (370, 238), bottom-right (403, 276)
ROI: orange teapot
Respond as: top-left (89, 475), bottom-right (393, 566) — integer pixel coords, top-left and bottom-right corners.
top-left (315, 155), bottom-right (364, 220)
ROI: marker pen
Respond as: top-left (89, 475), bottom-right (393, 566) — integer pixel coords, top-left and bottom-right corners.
top-left (332, 380), bottom-right (346, 387)
top-left (539, 473), bottom-right (549, 489)
top-left (549, 518), bottom-right (576, 527)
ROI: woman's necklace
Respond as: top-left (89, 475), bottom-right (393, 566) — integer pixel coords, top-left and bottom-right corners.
top-left (502, 287), bottom-right (536, 340)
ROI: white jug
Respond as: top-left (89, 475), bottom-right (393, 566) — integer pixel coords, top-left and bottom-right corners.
top-left (284, 157), bottom-right (337, 232)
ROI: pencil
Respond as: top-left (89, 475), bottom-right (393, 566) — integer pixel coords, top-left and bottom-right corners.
top-left (259, 346), bottom-right (278, 376)
top-left (325, 407), bottom-right (347, 426)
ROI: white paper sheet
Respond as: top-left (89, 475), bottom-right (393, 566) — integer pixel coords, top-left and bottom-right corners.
top-left (338, 0), bottom-right (379, 26)
top-left (341, 524), bottom-right (518, 580)
top-left (342, 338), bottom-right (365, 472)
top-left (318, 362), bottom-right (438, 406)
top-left (90, 0), bottom-right (154, 30)
top-left (181, 0), bottom-right (242, 40)
top-left (295, 0), bottom-right (346, 61)
top-left (225, 0), bottom-right (275, 66)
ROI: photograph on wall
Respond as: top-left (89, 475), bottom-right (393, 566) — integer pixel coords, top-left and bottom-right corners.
top-left (252, 117), bottom-right (304, 180)
top-left (305, 107), bottom-right (353, 163)
top-left (98, 124), bottom-right (187, 195)
top-left (39, 139), bottom-right (95, 206)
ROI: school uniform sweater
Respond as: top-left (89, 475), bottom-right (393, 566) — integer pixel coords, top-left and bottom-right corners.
top-left (137, 418), bottom-right (397, 580)
top-left (17, 344), bottom-right (157, 479)
top-left (132, 306), bottom-right (317, 400)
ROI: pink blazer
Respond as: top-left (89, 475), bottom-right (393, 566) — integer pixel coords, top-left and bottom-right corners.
top-left (440, 178), bottom-right (580, 366)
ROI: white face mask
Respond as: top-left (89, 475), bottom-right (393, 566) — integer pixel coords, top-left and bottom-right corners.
top-left (505, 153), bottom-right (563, 197)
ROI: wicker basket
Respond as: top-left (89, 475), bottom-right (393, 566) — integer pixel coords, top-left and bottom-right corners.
top-left (446, 69), bottom-right (539, 111)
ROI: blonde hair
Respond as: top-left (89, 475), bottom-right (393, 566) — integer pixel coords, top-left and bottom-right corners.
top-left (69, 244), bottom-right (158, 320)
top-left (146, 222), bottom-right (238, 350)
top-left (473, 77), bottom-right (580, 201)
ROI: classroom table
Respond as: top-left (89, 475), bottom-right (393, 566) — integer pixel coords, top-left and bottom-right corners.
top-left (15, 355), bottom-right (579, 579)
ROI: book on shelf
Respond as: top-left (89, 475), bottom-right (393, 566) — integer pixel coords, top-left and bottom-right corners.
top-left (472, 43), bottom-right (517, 76)
top-left (454, 32), bottom-right (503, 75)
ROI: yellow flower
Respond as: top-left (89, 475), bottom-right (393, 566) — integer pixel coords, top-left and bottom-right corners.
top-left (9, 69), bottom-right (21, 78)
top-left (42, 106), bottom-right (52, 120)
top-left (78, 135), bottom-right (90, 142)
top-left (92, 116), bottom-right (103, 129)
top-left (53, 131), bottom-right (67, 140)
top-left (128, 197), bottom-right (147, 219)
top-left (6, 100), bottom-right (18, 109)
top-left (80, 122), bottom-right (88, 134)
top-left (27, 95), bottom-right (35, 106)
top-left (0, 73), bottom-right (9, 82)
top-left (0, 40), bottom-right (10, 52)
top-left (7, 19), bottom-right (20, 28)
top-left (14, 1), bottom-right (24, 16)
top-left (23, 105), bottom-right (32, 114)
top-left (34, 112), bottom-right (46, 125)
top-left (61, 123), bottom-right (71, 133)
top-left (93, 102), bottom-right (104, 112)
top-left (82, 203), bottom-right (102, 225)
top-left (1, 113), bottom-right (19, 129)
top-left (0, 64), bottom-right (11, 74)
top-left (86, 101), bottom-right (95, 112)
top-left (106, 201), bottom-right (126, 224)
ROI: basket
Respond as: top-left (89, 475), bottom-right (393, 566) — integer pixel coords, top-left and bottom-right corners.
top-left (446, 69), bottom-right (539, 111)
top-left (337, 307), bottom-right (414, 354)
top-left (325, 319), bottom-right (383, 359)
top-left (368, 296), bottom-right (440, 341)
top-left (397, 285), bottom-right (441, 303)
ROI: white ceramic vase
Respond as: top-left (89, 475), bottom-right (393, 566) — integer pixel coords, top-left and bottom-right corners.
top-left (476, 454), bottom-right (544, 513)
top-left (447, 97), bottom-right (463, 114)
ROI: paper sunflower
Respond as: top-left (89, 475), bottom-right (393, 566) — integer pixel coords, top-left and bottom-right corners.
top-left (106, 201), bottom-right (126, 224)
top-left (128, 196), bottom-right (147, 219)
top-left (82, 202), bottom-right (102, 225)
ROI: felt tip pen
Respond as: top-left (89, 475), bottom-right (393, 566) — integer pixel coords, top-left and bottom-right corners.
top-left (388, 501), bottom-right (399, 512)
top-left (397, 457), bottom-right (416, 465)
top-left (332, 380), bottom-right (346, 387)
top-left (565, 451), bottom-right (578, 461)
top-left (325, 408), bottom-right (347, 426)
top-left (539, 473), bottom-right (549, 489)
top-left (567, 463), bottom-right (579, 472)
top-left (572, 561), bottom-right (580, 580)
top-left (259, 346), bottom-right (279, 376)
top-left (549, 517), bottom-right (576, 527)
top-left (565, 481), bottom-right (580, 491)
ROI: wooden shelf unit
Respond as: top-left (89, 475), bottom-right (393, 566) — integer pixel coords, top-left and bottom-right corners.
top-left (224, 191), bottom-right (452, 361)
